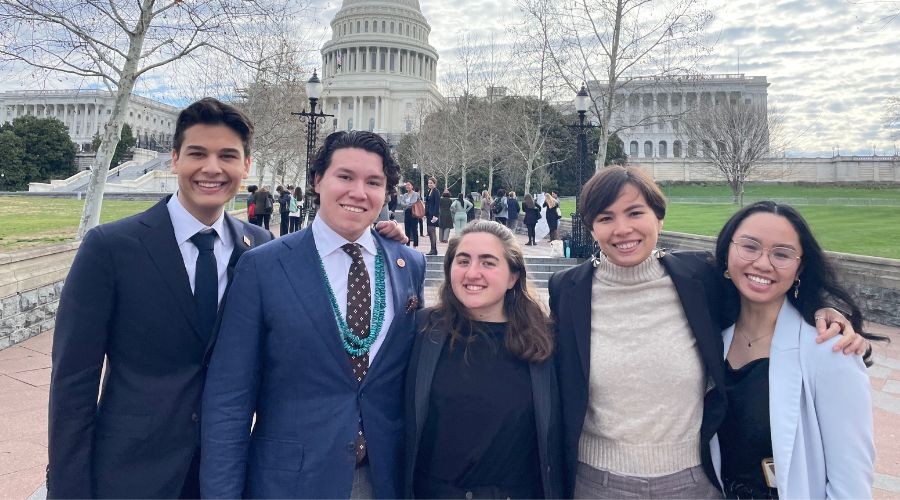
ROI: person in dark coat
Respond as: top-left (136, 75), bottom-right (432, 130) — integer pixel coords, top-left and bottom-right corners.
top-left (507, 191), bottom-right (521, 232)
top-left (543, 191), bottom-right (560, 241)
top-left (466, 192), bottom-right (477, 222)
top-left (439, 189), bottom-right (453, 242)
top-left (425, 178), bottom-right (441, 255)
top-left (522, 193), bottom-right (542, 246)
top-left (405, 220), bottom-right (563, 499)
top-left (47, 98), bottom-right (275, 499)
top-left (254, 185), bottom-right (274, 230)
top-left (276, 185), bottom-right (291, 236)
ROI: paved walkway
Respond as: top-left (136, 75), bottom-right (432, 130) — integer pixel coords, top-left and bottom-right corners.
top-left (1, 226), bottom-right (898, 498)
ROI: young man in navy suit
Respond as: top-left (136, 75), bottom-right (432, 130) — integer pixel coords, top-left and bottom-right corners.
top-left (201, 130), bottom-right (426, 499)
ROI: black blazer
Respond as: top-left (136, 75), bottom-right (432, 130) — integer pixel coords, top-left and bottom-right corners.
top-left (424, 188), bottom-right (441, 220)
top-left (404, 309), bottom-right (564, 499)
top-left (47, 196), bottom-right (273, 498)
top-left (548, 251), bottom-right (727, 497)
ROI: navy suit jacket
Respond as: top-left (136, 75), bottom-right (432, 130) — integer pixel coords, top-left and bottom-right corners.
top-left (548, 251), bottom-right (727, 497)
top-left (47, 196), bottom-right (273, 499)
top-left (200, 227), bottom-right (426, 499)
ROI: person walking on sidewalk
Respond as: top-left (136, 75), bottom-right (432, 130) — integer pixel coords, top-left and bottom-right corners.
top-left (399, 181), bottom-right (420, 248)
top-left (507, 191), bottom-right (520, 232)
top-left (480, 190), bottom-right (493, 221)
top-left (494, 188), bottom-right (508, 226)
top-left (255, 185), bottom-right (274, 230)
top-left (276, 185), bottom-right (291, 236)
top-left (522, 193), bottom-right (541, 246)
top-left (439, 190), bottom-right (453, 243)
top-left (425, 177), bottom-right (441, 255)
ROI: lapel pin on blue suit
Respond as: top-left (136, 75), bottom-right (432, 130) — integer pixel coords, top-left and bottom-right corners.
top-left (396, 258), bottom-right (406, 268)
top-left (243, 235), bottom-right (251, 247)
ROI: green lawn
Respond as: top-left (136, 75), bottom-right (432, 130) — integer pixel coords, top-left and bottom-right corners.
top-left (0, 196), bottom-right (154, 250)
top-left (554, 186), bottom-right (900, 259)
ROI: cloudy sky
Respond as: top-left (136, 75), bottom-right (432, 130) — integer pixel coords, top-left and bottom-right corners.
top-left (314, 0), bottom-right (899, 156)
top-left (3, 0), bottom-right (897, 156)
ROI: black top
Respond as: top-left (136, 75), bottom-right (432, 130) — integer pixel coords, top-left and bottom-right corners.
top-left (414, 321), bottom-right (543, 499)
top-left (720, 358), bottom-right (778, 499)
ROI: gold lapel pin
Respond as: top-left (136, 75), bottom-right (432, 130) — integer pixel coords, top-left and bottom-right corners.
top-left (396, 258), bottom-right (406, 268)
top-left (243, 235), bottom-right (252, 247)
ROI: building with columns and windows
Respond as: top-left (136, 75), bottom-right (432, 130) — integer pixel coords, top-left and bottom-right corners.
top-left (320, 0), bottom-right (443, 142)
top-left (0, 89), bottom-right (180, 152)
top-left (589, 74), bottom-right (769, 160)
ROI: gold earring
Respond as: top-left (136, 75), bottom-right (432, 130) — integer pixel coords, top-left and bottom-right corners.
top-left (724, 270), bottom-right (731, 279)
top-left (793, 278), bottom-right (801, 299)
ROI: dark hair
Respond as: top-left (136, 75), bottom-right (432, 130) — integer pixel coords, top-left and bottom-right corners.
top-left (293, 186), bottom-right (303, 199)
top-left (247, 185), bottom-right (257, 193)
top-left (524, 193), bottom-right (535, 209)
top-left (426, 220), bottom-right (554, 362)
top-left (442, 190), bottom-right (451, 198)
top-left (496, 188), bottom-right (506, 198)
top-left (308, 130), bottom-right (401, 206)
top-left (714, 201), bottom-right (886, 341)
top-left (173, 97), bottom-right (253, 157)
top-left (580, 166), bottom-right (666, 230)
top-left (457, 193), bottom-right (464, 203)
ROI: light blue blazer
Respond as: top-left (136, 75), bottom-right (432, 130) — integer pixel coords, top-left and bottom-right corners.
top-left (713, 300), bottom-right (874, 499)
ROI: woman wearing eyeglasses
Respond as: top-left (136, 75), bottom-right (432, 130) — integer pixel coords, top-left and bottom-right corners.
top-left (712, 201), bottom-right (881, 498)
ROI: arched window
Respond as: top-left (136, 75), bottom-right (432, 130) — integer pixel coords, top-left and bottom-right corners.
top-left (658, 141), bottom-right (667, 158)
top-left (673, 141), bottom-right (682, 158)
top-left (702, 140), bottom-right (712, 157)
top-left (356, 21), bottom-right (360, 33)
top-left (644, 141), bottom-right (653, 158)
top-left (382, 20), bottom-right (385, 32)
top-left (368, 118), bottom-right (375, 132)
top-left (348, 118), bottom-right (353, 130)
top-left (390, 22), bottom-right (394, 33)
top-left (406, 24), bottom-right (410, 36)
top-left (688, 141), bottom-right (698, 157)
top-left (365, 21), bottom-right (369, 32)
top-left (630, 141), bottom-right (639, 157)
top-left (716, 140), bottom-right (726, 156)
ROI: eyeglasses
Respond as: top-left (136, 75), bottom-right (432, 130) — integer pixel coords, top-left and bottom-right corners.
top-left (731, 238), bottom-right (801, 269)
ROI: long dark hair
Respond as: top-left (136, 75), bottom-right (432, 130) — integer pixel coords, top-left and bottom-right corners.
top-left (425, 220), bottom-right (554, 362)
top-left (714, 201), bottom-right (885, 341)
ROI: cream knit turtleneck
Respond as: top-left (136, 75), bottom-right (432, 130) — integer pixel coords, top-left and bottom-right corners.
top-left (578, 254), bottom-right (705, 477)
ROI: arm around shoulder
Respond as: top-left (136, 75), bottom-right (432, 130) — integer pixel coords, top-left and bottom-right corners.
top-left (812, 339), bottom-right (874, 498)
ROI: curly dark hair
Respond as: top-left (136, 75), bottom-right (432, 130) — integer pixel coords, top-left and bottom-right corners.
top-left (308, 130), bottom-right (400, 206)
top-left (424, 220), bottom-right (554, 363)
top-left (714, 201), bottom-right (886, 342)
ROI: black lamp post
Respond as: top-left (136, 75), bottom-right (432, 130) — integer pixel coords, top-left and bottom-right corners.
top-left (291, 70), bottom-right (333, 226)
top-left (569, 83), bottom-right (598, 259)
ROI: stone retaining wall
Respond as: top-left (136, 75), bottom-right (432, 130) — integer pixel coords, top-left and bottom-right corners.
top-left (0, 242), bottom-right (80, 349)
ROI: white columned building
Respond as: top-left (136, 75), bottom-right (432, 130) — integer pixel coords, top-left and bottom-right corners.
top-left (0, 89), bottom-right (179, 152)
top-left (320, 0), bottom-right (443, 143)
top-left (588, 74), bottom-right (769, 159)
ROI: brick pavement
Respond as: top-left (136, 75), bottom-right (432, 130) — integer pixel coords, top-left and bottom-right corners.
top-left (1, 226), bottom-right (897, 498)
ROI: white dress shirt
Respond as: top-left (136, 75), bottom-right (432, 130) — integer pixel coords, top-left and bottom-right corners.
top-left (167, 194), bottom-right (233, 304)
top-left (312, 216), bottom-right (394, 363)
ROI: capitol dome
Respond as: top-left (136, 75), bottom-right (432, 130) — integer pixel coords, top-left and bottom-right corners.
top-left (320, 0), bottom-right (442, 139)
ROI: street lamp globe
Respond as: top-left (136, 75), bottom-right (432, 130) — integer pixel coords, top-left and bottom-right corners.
top-left (574, 83), bottom-right (590, 114)
top-left (306, 71), bottom-right (323, 102)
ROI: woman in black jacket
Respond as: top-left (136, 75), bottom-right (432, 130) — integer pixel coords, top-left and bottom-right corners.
top-left (522, 193), bottom-right (542, 246)
top-left (438, 190), bottom-right (453, 243)
top-left (405, 220), bottom-right (563, 499)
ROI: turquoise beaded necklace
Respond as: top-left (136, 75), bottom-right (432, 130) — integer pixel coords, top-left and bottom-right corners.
top-left (317, 245), bottom-right (387, 357)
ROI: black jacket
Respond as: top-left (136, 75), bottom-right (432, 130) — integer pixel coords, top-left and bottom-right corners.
top-left (548, 251), bottom-right (727, 497)
top-left (405, 309), bottom-right (564, 499)
top-left (425, 188), bottom-right (441, 223)
top-left (47, 197), bottom-right (273, 498)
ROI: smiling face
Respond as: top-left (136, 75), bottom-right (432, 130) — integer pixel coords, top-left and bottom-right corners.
top-left (171, 124), bottom-right (251, 225)
top-left (313, 147), bottom-right (386, 241)
top-left (405, 181), bottom-right (414, 192)
top-left (449, 232), bottom-right (519, 322)
top-left (590, 183), bottom-right (663, 267)
top-left (727, 212), bottom-right (802, 307)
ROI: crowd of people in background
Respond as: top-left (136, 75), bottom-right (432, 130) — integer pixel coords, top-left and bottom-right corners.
top-left (246, 183), bottom-right (305, 234)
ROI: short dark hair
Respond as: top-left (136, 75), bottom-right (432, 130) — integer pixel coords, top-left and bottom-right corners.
top-left (714, 201), bottom-right (886, 342)
top-left (173, 98), bottom-right (253, 157)
top-left (308, 130), bottom-right (400, 206)
top-left (579, 166), bottom-right (666, 230)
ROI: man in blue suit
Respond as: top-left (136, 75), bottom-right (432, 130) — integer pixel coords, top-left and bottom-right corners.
top-left (47, 98), bottom-right (274, 498)
top-left (201, 130), bottom-right (426, 498)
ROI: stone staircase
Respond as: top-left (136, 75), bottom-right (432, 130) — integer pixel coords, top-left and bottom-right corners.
top-left (422, 254), bottom-right (580, 289)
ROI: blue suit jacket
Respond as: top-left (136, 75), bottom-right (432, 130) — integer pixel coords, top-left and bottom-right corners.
top-left (48, 197), bottom-right (272, 498)
top-left (200, 227), bottom-right (426, 499)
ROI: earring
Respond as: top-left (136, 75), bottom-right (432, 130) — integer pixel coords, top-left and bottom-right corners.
top-left (793, 278), bottom-right (801, 299)
top-left (724, 270), bottom-right (731, 279)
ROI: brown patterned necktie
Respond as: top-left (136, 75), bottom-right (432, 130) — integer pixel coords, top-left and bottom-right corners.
top-left (342, 243), bottom-right (370, 464)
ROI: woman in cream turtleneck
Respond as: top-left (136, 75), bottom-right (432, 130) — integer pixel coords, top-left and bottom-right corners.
top-left (548, 166), bottom-right (867, 498)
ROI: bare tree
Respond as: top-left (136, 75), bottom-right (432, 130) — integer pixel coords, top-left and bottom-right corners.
top-left (0, 0), bottom-right (303, 238)
top-left (680, 101), bottom-right (785, 205)
top-left (518, 0), bottom-right (712, 172)
top-left (886, 96), bottom-right (900, 143)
